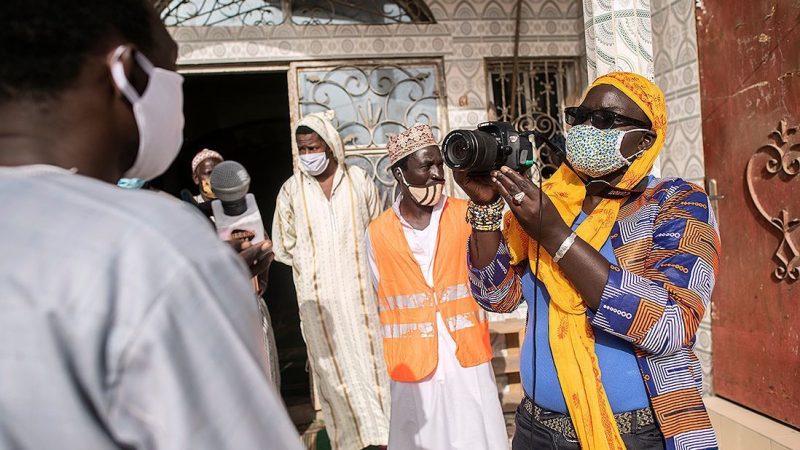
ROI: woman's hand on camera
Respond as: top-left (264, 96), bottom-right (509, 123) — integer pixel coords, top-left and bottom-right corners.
top-left (491, 166), bottom-right (568, 243)
top-left (453, 170), bottom-right (500, 205)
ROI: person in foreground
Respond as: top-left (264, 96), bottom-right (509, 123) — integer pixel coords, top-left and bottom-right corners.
top-left (0, 1), bottom-right (301, 449)
top-left (459, 72), bottom-right (721, 450)
top-left (366, 124), bottom-right (508, 450)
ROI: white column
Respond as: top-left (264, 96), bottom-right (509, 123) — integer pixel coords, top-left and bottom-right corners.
top-left (582, 0), bottom-right (659, 174)
top-left (582, 0), bottom-right (655, 81)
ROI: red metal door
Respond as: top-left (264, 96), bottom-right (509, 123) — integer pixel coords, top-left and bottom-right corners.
top-left (696, 0), bottom-right (800, 427)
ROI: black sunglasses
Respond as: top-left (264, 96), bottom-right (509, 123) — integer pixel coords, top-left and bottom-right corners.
top-left (564, 106), bottom-right (651, 130)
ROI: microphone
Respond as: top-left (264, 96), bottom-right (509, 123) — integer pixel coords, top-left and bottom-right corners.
top-left (209, 161), bottom-right (265, 244)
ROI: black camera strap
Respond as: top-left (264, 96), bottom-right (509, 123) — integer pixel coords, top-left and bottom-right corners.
top-left (580, 174), bottom-right (649, 199)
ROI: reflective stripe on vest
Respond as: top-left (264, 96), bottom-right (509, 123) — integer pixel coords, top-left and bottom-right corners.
top-left (382, 322), bottom-right (436, 339)
top-left (378, 292), bottom-right (432, 312)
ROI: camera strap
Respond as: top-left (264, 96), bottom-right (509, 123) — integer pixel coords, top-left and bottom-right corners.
top-left (582, 175), bottom-right (649, 199)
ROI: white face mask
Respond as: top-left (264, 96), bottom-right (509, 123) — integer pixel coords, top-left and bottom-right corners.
top-left (299, 152), bottom-right (330, 176)
top-left (111, 46), bottom-right (185, 181)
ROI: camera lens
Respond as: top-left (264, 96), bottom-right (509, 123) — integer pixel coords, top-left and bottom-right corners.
top-left (443, 132), bottom-right (473, 167)
top-left (442, 129), bottom-right (500, 173)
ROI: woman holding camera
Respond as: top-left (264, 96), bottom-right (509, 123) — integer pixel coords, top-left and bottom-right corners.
top-left (456, 72), bottom-right (720, 450)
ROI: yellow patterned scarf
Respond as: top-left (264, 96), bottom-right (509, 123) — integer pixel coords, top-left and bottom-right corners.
top-left (504, 72), bottom-right (667, 449)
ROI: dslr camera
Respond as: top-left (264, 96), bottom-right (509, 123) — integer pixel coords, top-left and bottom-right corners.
top-left (442, 121), bottom-right (536, 173)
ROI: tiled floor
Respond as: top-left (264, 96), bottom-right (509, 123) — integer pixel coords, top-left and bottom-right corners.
top-left (706, 397), bottom-right (800, 450)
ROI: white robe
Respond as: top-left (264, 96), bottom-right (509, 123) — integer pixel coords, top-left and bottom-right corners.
top-left (272, 111), bottom-right (391, 450)
top-left (366, 196), bottom-right (509, 450)
top-left (0, 165), bottom-right (301, 450)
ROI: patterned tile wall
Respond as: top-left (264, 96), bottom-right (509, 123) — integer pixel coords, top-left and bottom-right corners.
top-left (651, 0), bottom-right (712, 395)
top-left (169, 0), bottom-right (586, 131)
top-left (651, 0), bottom-right (706, 184)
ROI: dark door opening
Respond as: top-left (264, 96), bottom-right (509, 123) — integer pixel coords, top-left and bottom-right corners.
top-left (154, 71), bottom-right (313, 428)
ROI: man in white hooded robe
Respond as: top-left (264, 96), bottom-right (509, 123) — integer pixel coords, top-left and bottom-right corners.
top-left (272, 111), bottom-right (390, 450)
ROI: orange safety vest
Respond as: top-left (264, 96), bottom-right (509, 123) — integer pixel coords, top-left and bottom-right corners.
top-left (368, 198), bottom-right (492, 382)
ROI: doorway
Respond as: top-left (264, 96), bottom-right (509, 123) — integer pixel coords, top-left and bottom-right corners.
top-left (697, 0), bottom-right (799, 428)
top-left (154, 71), bottom-right (313, 427)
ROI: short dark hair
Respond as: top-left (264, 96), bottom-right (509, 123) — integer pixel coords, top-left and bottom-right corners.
top-left (295, 125), bottom-right (317, 136)
top-left (0, 0), bottom-right (155, 103)
top-left (391, 156), bottom-right (409, 172)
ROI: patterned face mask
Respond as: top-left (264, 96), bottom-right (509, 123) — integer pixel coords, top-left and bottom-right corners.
top-left (200, 178), bottom-right (217, 199)
top-left (565, 124), bottom-right (649, 178)
top-left (398, 170), bottom-right (443, 207)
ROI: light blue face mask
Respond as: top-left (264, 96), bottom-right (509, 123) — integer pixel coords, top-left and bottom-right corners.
top-left (117, 178), bottom-right (146, 189)
top-left (565, 124), bottom-right (649, 178)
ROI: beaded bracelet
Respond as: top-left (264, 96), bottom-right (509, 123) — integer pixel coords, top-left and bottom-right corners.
top-left (466, 197), bottom-right (505, 231)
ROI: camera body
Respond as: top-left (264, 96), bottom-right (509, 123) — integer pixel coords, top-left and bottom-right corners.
top-left (442, 121), bottom-right (535, 173)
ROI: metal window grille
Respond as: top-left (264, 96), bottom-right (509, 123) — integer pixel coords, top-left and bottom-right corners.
top-left (290, 60), bottom-right (447, 208)
top-left (487, 59), bottom-right (580, 180)
top-left (160, 0), bottom-right (435, 27)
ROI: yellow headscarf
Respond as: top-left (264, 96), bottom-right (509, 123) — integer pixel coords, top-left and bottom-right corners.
top-left (504, 72), bottom-right (667, 449)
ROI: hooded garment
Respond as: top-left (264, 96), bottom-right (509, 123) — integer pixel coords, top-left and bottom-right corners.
top-left (272, 110), bottom-right (390, 450)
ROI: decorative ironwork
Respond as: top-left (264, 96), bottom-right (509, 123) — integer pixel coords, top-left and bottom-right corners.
top-left (291, 0), bottom-right (435, 25)
top-left (487, 59), bottom-right (579, 181)
top-left (160, 0), bottom-right (434, 27)
top-left (161, 0), bottom-right (285, 26)
top-left (745, 119), bottom-right (800, 282)
top-left (293, 61), bottom-right (445, 208)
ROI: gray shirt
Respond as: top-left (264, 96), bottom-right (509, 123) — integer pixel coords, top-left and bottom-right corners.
top-left (0, 166), bottom-right (302, 450)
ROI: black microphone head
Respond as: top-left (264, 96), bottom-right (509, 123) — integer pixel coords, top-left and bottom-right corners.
top-left (210, 161), bottom-right (250, 202)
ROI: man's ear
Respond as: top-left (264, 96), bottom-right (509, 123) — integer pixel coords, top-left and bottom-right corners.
top-left (392, 167), bottom-right (403, 183)
top-left (108, 45), bottom-right (148, 101)
top-left (192, 172), bottom-right (199, 185)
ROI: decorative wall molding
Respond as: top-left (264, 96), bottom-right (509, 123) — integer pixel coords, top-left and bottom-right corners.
top-left (160, 0), bottom-right (436, 26)
top-left (746, 120), bottom-right (800, 282)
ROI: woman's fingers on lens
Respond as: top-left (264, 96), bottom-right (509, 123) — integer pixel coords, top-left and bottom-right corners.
top-left (500, 167), bottom-right (537, 195)
top-left (492, 169), bottom-right (522, 196)
top-left (492, 174), bottom-right (517, 207)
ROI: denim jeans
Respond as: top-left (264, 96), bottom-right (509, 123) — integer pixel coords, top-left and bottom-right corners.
top-left (511, 401), bottom-right (666, 450)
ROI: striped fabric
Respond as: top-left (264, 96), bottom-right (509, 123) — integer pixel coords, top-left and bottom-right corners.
top-left (272, 164), bottom-right (391, 450)
top-left (469, 177), bottom-right (720, 450)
